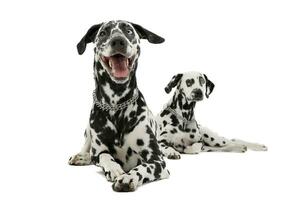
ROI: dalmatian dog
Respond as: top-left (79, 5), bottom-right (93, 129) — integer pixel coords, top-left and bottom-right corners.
top-left (68, 20), bottom-right (169, 192)
top-left (156, 72), bottom-right (267, 159)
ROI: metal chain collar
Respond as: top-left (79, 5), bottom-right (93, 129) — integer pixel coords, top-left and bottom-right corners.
top-left (165, 106), bottom-right (196, 125)
top-left (93, 90), bottom-right (139, 111)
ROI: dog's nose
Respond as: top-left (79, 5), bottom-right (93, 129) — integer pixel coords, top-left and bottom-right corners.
top-left (110, 37), bottom-right (126, 51)
top-left (192, 89), bottom-right (203, 100)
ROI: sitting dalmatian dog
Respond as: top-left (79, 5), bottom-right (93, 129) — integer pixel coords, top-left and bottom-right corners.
top-left (156, 72), bottom-right (267, 159)
top-left (68, 20), bottom-right (169, 192)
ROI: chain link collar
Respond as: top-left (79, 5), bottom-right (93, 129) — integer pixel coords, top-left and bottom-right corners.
top-left (93, 90), bottom-right (139, 111)
top-left (166, 106), bottom-right (196, 126)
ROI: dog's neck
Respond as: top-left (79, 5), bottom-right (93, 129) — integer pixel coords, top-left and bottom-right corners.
top-left (93, 61), bottom-right (139, 106)
top-left (167, 90), bottom-right (196, 121)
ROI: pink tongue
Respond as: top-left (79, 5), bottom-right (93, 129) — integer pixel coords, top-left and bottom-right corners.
top-left (110, 56), bottom-right (129, 78)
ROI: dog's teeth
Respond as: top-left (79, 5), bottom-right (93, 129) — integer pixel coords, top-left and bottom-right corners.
top-left (109, 59), bottom-right (113, 68)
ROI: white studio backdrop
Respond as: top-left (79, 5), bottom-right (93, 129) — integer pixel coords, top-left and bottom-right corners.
top-left (0, 0), bottom-right (300, 199)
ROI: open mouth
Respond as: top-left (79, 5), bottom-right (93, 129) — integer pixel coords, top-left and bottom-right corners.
top-left (101, 54), bottom-right (133, 80)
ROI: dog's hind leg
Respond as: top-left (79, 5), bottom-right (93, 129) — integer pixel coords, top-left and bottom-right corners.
top-left (198, 125), bottom-right (232, 147)
top-left (198, 126), bottom-right (247, 153)
top-left (112, 159), bottom-right (170, 192)
top-left (68, 126), bottom-right (92, 166)
top-left (231, 139), bottom-right (268, 151)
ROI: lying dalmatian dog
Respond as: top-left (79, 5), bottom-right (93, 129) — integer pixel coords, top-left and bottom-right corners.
top-left (157, 72), bottom-right (267, 159)
top-left (68, 20), bottom-right (170, 192)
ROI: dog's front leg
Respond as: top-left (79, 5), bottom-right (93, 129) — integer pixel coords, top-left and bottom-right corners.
top-left (68, 125), bottom-right (92, 165)
top-left (231, 139), bottom-right (267, 151)
top-left (158, 140), bottom-right (181, 159)
top-left (112, 160), bottom-right (169, 192)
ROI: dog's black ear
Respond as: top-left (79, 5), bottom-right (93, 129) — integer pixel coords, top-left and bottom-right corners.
top-left (131, 23), bottom-right (165, 44)
top-left (77, 23), bottom-right (103, 55)
top-left (165, 73), bottom-right (183, 94)
top-left (204, 74), bottom-right (215, 98)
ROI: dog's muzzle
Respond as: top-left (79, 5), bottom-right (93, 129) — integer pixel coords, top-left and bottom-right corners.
top-left (100, 37), bottom-right (135, 80)
top-left (191, 89), bottom-right (203, 101)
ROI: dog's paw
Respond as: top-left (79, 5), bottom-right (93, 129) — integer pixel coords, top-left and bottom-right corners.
top-left (248, 143), bottom-right (268, 151)
top-left (104, 166), bottom-right (125, 182)
top-left (167, 151), bottom-right (181, 159)
top-left (68, 152), bottom-right (91, 166)
top-left (112, 174), bottom-right (139, 192)
top-left (163, 148), bottom-right (181, 159)
top-left (184, 142), bottom-right (203, 154)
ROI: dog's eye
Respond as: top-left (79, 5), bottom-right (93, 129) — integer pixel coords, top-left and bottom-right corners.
top-left (199, 77), bottom-right (205, 86)
top-left (127, 29), bottom-right (133, 35)
top-left (99, 31), bottom-right (106, 37)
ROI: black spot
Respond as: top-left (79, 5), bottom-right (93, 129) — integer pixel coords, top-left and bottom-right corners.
top-left (210, 137), bottom-right (215, 141)
top-left (91, 147), bottom-right (96, 154)
top-left (170, 128), bottom-right (178, 134)
top-left (127, 147), bottom-right (132, 156)
top-left (153, 162), bottom-right (163, 179)
top-left (204, 134), bottom-right (209, 138)
top-left (95, 139), bottom-right (101, 145)
top-left (170, 115), bottom-right (179, 126)
top-left (141, 149), bottom-right (149, 160)
top-left (186, 79), bottom-right (195, 87)
top-left (192, 129), bottom-right (196, 133)
top-left (190, 134), bottom-right (195, 139)
top-left (143, 177), bottom-right (150, 184)
top-left (223, 141), bottom-right (226, 144)
top-left (215, 143), bottom-right (221, 147)
top-left (163, 120), bottom-right (167, 127)
top-left (160, 131), bottom-right (167, 136)
top-left (136, 172), bottom-right (143, 181)
top-left (129, 111), bottom-right (135, 118)
top-left (147, 167), bottom-right (151, 174)
top-left (137, 139), bottom-right (144, 146)
top-left (160, 109), bottom-right (170, 117)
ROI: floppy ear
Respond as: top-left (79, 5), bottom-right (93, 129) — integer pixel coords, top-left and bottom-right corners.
top-left (204, 74), bottom-right (215, 98)
top-left (131, 23), bottom-right (165, 44)
top-left (77, 23), bottom-right (103, 55)
top-left (165, 73), bottom-right (183, 94)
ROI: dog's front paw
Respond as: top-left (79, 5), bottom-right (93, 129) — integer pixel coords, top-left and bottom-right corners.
top-left (248, 143), bottom-right (268, 151)
top-left (167, 151), bottom-right (181, 159)
top-left (184, 142), bottom-right (203, 154)
top-left (68, 152), bottom-right (91, 166)
top-left (112, 174), bottom-right (139, 192)
top-left (162, 148), bottom-right (181, 159)
top-left (104, 166), bottom-right (125, 182)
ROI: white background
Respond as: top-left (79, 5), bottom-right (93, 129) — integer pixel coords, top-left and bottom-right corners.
top-left (0, 0), bottom-right (300, 199)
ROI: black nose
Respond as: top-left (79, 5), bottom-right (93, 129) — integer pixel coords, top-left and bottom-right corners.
top-left (110, 37), bottom-right (126, 51)
top-left (192, 89), bottom-right (203, 100)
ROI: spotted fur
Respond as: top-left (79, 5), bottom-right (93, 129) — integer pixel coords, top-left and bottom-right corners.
top-left (69, 20), bottom-right (169, 192)
top-left (156, 71), bottom-right (268, 159)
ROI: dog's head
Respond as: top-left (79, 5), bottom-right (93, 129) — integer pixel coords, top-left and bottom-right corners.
top-left (77, 20), bottom-right (164, 84)
top-left (165, 72), bottom-right (215, 101)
